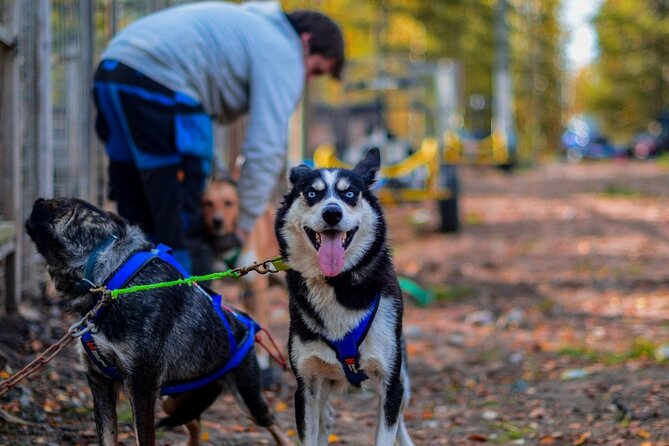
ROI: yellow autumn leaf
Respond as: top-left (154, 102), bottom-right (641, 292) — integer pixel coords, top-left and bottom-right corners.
top-left (0, 370), bottom-right (10, 379)
top-left (638, 430), bottom-right (651, 439)
top-left (573, 431), bottom-right (591, 446)
top-left (640, 442), bottom-right (652, 446)
top-left (328, 433), bottom-right (340, 443)
top-left (287, 429), bottom-right (297, 437)
top-left (200, 431), bottom-right (209, 442)
top-left (274, 401), bottom-right (288, 413)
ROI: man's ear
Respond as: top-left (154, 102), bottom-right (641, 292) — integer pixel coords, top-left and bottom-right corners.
top-left (288, 164), bottom-right (312, 188)
top-left (300, 32), bottom-right (311, 54)
top-left (352, 147), bottom-right (381, 187)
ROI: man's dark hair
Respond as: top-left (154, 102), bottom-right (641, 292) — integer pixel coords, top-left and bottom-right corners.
top-left (286, 10), bottom-right (345, 80)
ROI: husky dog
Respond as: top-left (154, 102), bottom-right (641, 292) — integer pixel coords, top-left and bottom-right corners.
top-left (25, 198), bottom-right (291, 446)
top-left (275, 148), bottom-right (414, 446)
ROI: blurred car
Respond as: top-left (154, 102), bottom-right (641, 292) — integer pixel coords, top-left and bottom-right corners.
top-left (561, 116), bottom-right (618, 163)
top-left (629, 113), bottom-right (669, 159)
top-left (630, 132), bottom-right (662, 159)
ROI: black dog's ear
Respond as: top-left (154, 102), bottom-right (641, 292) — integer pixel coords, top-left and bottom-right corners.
top-left (107, 211), bottom-right (128, 235)
top-left (288, 164), bottom-right (312, 187)
top-left (353, 147), bottom-right (381, 187)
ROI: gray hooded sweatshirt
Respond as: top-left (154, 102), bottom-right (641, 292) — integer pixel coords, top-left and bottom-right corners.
top-left (102, 1), bottom-right (305, 232)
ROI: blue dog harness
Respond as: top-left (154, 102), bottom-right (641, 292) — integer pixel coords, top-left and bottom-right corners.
top-left (322, 293), bottom-right (381, 385)
top-left (80, 243), bottom-right (260, 395)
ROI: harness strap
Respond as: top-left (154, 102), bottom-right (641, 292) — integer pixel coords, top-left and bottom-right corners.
top-left (80, 244), bottom-right (259, 392)
top-left (80, 331), bottom-right (123, 381)
top-left (161, 294), bottom-right (260, 395)
top-left (323, 293), bottom-right (381, 385)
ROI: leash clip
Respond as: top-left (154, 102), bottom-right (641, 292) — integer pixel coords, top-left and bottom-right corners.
top-left (68, 319), bottom-right (97, 338)
top-left (68, 287), bottom-right (113, 338)
top-left (233, 257), bottom-right (291, 277)
top-left (88, 285), bottom-right (111, 296)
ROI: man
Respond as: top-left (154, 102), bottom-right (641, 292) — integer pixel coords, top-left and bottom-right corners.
top-left (93, 1), bottom-right (344, 272)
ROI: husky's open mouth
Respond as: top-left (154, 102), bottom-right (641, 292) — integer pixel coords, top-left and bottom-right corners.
top-left (303, 227), bottom-right (358, 251)
top-left (303, 226), bottom-right (359, 277)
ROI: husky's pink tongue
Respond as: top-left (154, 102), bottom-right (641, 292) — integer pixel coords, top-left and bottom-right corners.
top-left (317, 231), bottom-right (345, 277)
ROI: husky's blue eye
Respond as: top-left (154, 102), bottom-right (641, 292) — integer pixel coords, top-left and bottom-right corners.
top-left (345, 191), bottom-right (355, 199)
top-left (307, 191), bottom-right (317, 198)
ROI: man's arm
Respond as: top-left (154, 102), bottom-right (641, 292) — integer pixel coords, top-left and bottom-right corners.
top-left (236, 51), bottom-right (304, 234)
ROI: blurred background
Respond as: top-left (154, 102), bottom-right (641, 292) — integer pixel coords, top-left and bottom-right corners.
top-left (1, 0), bottom-right (668, 311)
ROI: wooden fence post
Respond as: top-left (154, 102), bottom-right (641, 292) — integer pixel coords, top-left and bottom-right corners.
top-left (0, 0), bottom-right (22, 313)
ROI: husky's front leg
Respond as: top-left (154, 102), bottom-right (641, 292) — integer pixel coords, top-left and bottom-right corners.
top-left (316, 382), bottom-right (334, 446)
top-left (87, 372), bottom-right (120, 446)
top-left (394, 366), bottom-right (415, 446)
top-left (295, 375), bottom-right (324, 446)
top-left (375, 370), bottom-right (408, 446)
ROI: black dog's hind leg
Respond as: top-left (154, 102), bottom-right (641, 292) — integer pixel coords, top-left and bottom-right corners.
top-left (158, 382), bottom-right (224, 428)
top-left (158, 382), bottom-right (225, 446)
top-left (87, 372), bottom-right (120, 446)
top-left (230, 356), bottom-right (293, 445)
top-left (230, 356), bottom-right (274, 427)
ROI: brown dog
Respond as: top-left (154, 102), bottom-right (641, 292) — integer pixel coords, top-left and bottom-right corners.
top-left (201, 177), bottom-right (281, 344)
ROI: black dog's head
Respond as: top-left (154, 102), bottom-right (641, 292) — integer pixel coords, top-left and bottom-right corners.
top-left (25, 198), bottom-right (143, 295)
top-left (275, 148), bottom-right (386, 279)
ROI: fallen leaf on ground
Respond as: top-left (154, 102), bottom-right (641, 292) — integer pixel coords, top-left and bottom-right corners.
top-left (574, 431), bottom-right (591, 445)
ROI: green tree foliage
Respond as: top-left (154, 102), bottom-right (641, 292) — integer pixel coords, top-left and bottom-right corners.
top-left (396, 0), bottom-right (563, 155)
top-left (284, 0), bottom-right (564, 157)
top-left (510, 0), bottom-right (563, 156)
top-left (586, 0), bottom-right (669, 142)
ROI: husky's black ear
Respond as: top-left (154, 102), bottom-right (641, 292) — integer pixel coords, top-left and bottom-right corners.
top-left (288, 164), bottom-right (312, 187)
top-left (353, 147), bottom-right (380, 187)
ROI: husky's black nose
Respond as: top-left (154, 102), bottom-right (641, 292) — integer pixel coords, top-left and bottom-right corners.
top-left (322, 204), bottom-right (343, 226)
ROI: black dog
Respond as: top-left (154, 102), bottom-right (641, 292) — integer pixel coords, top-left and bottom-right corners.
top-left (25, 198), bottom-right (292, 446)
top-left (275, 149), bottom-right (414, 445)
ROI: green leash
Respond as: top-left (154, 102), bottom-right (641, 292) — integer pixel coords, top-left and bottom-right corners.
top-left (95, 257), bottom-right (291, 300)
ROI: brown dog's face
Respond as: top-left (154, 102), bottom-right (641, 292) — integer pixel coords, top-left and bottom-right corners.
top-left (202, 180), bottom-right (239, 237)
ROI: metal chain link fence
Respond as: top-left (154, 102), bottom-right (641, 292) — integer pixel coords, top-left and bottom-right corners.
top-left (1, 0), bottom-right (230, 309)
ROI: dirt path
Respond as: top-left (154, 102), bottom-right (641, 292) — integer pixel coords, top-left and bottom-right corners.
top-left (2, 160), bottom-right (669, 445)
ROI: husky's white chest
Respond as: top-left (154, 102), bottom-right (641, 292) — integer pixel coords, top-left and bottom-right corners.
top-left (290, 296), bottom-right (398, 387)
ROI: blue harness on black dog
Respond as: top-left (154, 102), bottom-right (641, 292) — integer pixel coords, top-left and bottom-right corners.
top-left (80, 243), bottom-right (259, 395)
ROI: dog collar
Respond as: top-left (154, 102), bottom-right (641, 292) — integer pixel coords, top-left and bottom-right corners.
top-left (322, 293), bottom-right (381, 385)
top-left (74, 234), bottom-right (118, 295)
top-left (80, 244), bottom-right (260, 394)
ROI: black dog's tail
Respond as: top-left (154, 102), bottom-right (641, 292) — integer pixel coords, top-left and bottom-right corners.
top-left (157, 381), bottom-right (225, 429)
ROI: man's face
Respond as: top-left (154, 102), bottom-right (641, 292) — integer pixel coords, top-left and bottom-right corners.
top-left (301, 33), bottom-right (338, 83)
top-left (304, 54), bottom-right (337, 83)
